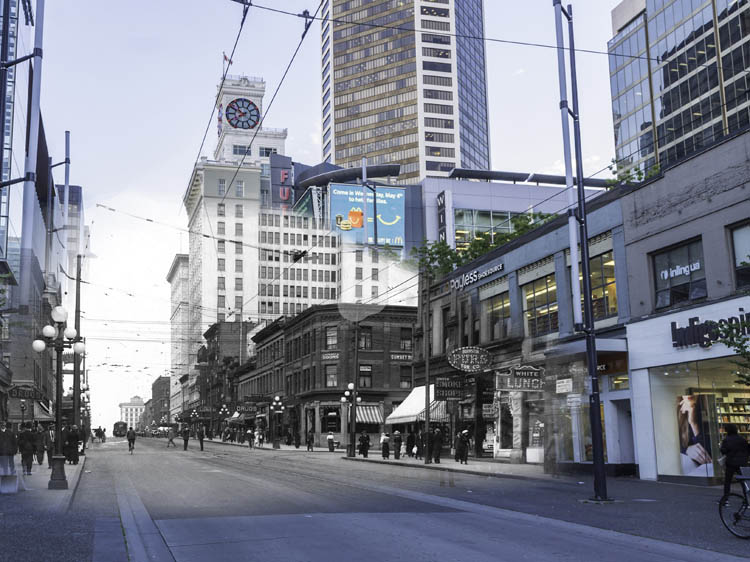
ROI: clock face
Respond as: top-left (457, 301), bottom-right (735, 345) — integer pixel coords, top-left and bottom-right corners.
top-left (225, 98), bottom-right (260, 130)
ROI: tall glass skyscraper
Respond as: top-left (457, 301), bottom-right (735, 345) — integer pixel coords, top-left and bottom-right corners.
top-left (608, 0), bottom-right (750, 176)
top-left (322, 0), bottom-right (491, 183)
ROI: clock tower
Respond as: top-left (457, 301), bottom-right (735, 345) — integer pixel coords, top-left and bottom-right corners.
top-left (214, 75), bottom-right (286, 164)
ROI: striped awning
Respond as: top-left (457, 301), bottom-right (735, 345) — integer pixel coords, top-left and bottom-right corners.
top-left (356, 405), bottom-right (383, 424)
top-left (417, 400), bottom-right (449, 423)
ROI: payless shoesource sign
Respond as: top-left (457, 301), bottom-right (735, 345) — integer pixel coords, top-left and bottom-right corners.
top-left (450, 263), bottom-right (504, 292)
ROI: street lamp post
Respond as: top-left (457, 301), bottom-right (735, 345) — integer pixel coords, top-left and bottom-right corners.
top-left (340, 383), bottom-right (362, 457)
top-left (190, 410), bottom-right (198, 435)
top-left (19, 399), bottom-right (26, 428)
top-left (32, 305), bottom-right (85, 490)
top-left (270, 396), bottom-right (284, 449)
top-left (218, 404), bottom-right (229, 439)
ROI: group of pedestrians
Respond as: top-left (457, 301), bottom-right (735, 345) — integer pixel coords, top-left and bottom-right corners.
top-left (0, 421), bottom-right (82, 479)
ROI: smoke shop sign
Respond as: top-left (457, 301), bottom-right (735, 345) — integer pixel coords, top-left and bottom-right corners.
top-left (450, 264), bottom-right (504, 291)
top-left (447, 346), bottom-right (492, 373)
top-left (496, 365), bottom-right (544, 391)
top-left (435, 376), bottom-right (463, 400)
top-left (670, 308), bottom-right (750, 349)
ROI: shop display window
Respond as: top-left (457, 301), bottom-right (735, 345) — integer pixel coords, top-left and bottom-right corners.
top-left (523, 273), bottom-right (558, 337)
top-left (609, 374), bottom-right (630, 391)
top-left (653, 239), bottom-right (706, 309)
top-left (586, 251), bottom-right (618, 320)
top-left (649, 358), bottom-right (748, 479)
top-left (731, 223), bottom-right (750, 289)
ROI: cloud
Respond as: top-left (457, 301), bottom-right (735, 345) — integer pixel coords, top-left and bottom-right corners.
top-left (512, 68), bottom-right (526, 76)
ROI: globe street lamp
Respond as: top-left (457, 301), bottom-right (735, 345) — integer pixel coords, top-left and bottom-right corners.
top-left (32, 305), bottom-right (85, 490)
top-left (340, 383), bottom-right (362, 457)
top-left (270, 396), bottom-right (285, 449)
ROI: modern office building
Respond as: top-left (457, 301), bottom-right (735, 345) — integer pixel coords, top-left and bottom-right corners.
top-left (321, 0), bottom-right (491, 182)
top-left (608, 0), bottom-right (750, 176)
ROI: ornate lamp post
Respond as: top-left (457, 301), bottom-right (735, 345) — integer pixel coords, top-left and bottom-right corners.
top-left (32, 305), bottom-right (85, 490)
top-left (340, 383), bottom-right (362, 457)
top-left (270, 396), bottom-right (284, 449)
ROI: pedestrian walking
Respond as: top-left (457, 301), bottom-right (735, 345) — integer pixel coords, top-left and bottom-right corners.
top-left (415, 430), bottom-right (424, 460)
top-left (18, 423), bottom-right (35, 475)
top-left (197, 426), bottom-right (205, 451)
top-left (294, 431), bottom-right (301, 449)
top-left (306, 430), bottom-right (314, 452)
top-left (126, 427), bottom-right (136, 454)
top-left (326, 431), bottom-right (335, 452)
top-left (406, 432), bottom-right (415, 458)
top-left (181, 426), bottom-right (190, 451)
top-left (380, 432), bottom-right (390, 459)
top-left (424, 429), bottom-right (434, 464)
top-left (0, 421), bottom-right (18, 487)
top-left (456, 430), bottom-right (470, 465)
top-left (34, 425), bottom-right (47, 466)
top-left (432, 428), bottom-right (443, 464)
top-left (167, 427), bottom-right (176, 448)
top-left (246, 428), bottom-right (254, 448)
top-left (392, 431), bottom-right (402, 460)
top-left (358, 431), bottom-right (370, 458)
top-left (720, 423), bottom-right (750, 500)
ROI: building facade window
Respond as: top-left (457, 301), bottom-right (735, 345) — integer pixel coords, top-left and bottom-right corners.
top-left (217, 240), bottom-right (225, 253)
top-left (236, 180), bottom-right (244, 198)
top-left (359, 365), bottom-right (372, 388)
top-left (482, 291), bottom-right (510, 342)
top-left (235, 278), bottom-right (243, 291)
top-left (325, 365), bottom-right (337, 387)
top-left (217, 203), bottom-right (225, 216)
top-left (218, 179), bottom-right (226, 196)
top-left (586, 251), bottom-right (618, 320)
top-left (325, 326), bottom-right (337, 349)
top-left (400, 327), bottom-right (412, 350)
top-left (653, 239), bottom-right (706, 309)
top-left (217, 277), bottom-right (225, 290)
top-left (235, 259), bottom-right (243, 273)
top-left (217, 222), bottom-right (225, 235)
top-left (235, 223), bottom-right (243, 236)
top-left (218, 258), bottom-right (225, 271)
top-left (732, 223), bottom-right (750, 289)
top-left (523, 273), bottom-right (558, 337)
top-left (235, 204), bottom-right (243, 218)
top-left (358, 326), bottom-right (373, 349)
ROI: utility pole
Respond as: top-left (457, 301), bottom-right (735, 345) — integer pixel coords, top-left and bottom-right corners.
top-left (553, 1), bottom-right (608, 501)
top-left (423, 268), bottom-right (431, 465)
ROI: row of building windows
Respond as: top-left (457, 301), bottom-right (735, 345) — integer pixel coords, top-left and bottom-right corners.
top-left (334, 76), bottom-right (416, 106)
top-left (335, 132), bottom-right (418, 161)
top-left (333, 33), bottom-right (415, 67)
top-left (335, 117), bottom-right (417, 146)
top-left (217, 179), bottom-right (245, 198)
top-left (216, 204), bottom-right (243, 217)
top-left (216, 277), bottom-right (244, 291)
top-left (335, 61), bottom-right (416, 93)
top-left (216, 222), bottom-right (243, 237)
top-left (335, 103), bottom-right (417, 133)
top-left (334, 89), bottom-right (417, 119)
top-left (334, 47), bottom-right (416, 80)
top-left (216, 240), bottom-right (243, 254)
top-left (217, 258), bottom-right (243, 272)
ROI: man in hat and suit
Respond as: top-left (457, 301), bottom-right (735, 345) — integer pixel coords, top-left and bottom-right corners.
top-left (392, 431), bottom-right (403, 460)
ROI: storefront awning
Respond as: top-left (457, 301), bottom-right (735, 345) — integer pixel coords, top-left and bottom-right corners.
top-left (227, 413), bottom-right (246, 424)
top-left (356, 405), bottom-right (383, 424)
top-left (33, 401), bottom-right (55, 422)
top-left (417, 399), bottom-right (450, 423)
top-left (386, 385), bottom-right (445, 425)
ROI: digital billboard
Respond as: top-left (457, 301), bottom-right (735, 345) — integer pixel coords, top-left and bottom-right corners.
top-left (328, 183), bottom-right (405, 246)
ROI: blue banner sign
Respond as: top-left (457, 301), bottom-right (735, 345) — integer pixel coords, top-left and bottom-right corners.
top-left (328, 183), bottom-right (405, 246)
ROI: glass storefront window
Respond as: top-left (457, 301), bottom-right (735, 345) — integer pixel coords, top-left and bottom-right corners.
top-left (649, 357), bottom-right (748, 479)
top-left (523, 273), bottom-right (558, 337)
top-left (653, 239), bottom-right (706, 308)
top-left (609, 374), bottom-right (630, 391)
top-left (731, 223), bottom-right (750, 289)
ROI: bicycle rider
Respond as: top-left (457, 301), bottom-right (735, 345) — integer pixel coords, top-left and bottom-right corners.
top-left (720, 423), bottom-right (750, 500)
top-left (126, 426), bottom-right (137, 453)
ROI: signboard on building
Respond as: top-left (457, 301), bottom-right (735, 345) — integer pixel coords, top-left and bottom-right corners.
top-left (390, 353), bottom-right (412, 362)
top-left (556, 378), bottom-right (573, 394)
top-left (450, 264), bottom-right (504, 292)
top-left (496, 365), bottom-right (544, 392)
top-left (328, 183), bottom-right (405, 246)
top-left (482, 403), bottom-right (496, 418)
top-left (321, 352), bottom-right (339, 361)
top-left (447, 346), bottom-right (491, 373)
top-left (270, 154), bottom-right (295, 212)
top-left (435, 375), bottom-right (463, 400)
top-left (8, 385), bottom-right (44, 400)
top-left (437, 191), bottom-right (446, 243)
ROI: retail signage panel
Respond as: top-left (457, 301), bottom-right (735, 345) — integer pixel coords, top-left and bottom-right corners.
top-left (435, 375), bottom-right (463, 400)
top-left (556, 378), bottom-right (573, 394)
top-left (328, 183), bottom-right (405, 246)
top-left (8, 386), bottom-right (44, 400)
top-left (450, 263), bottom-right (504, 292)
top-left (496, 365), bottom-right (544, 392)
top-left (447, 346), bottom-right (492, 373)
top-left (270, 154), bottom-right (295, 211)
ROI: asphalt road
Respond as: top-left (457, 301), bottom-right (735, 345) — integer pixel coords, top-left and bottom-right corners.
top-left (49, 437), bottom-right (748, 561)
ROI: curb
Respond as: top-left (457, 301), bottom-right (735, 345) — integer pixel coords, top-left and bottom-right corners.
top-left (64, 453), bottom-right (87, 513)
top-left (172, 437), bottom-right (336, 454)
top-left (341, 456), bottom-right (558, 483)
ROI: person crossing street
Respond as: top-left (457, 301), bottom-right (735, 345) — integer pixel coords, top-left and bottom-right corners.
top-left (126, 427), bottom-right (136, 454)
top-left (167, 426), bottom-right (176, 447)
top-left (197, 426), bottom-right (205, 451)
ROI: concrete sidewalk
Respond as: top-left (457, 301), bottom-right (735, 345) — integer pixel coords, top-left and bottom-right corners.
top-left (2, 454), bottom-right (87, 513)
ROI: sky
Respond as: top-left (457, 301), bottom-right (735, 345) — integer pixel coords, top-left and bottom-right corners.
top-left (35, 0), bottom-right (622, 432)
